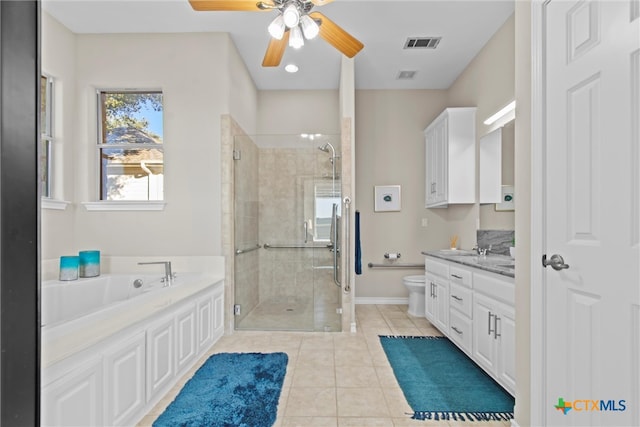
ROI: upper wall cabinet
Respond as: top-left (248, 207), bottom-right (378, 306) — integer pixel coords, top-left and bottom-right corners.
top-left (424, 107), bottom-right (477, 208)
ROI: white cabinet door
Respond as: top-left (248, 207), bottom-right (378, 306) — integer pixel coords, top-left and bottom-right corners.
top-left (197, 294), bottom-right (213, 352)
top-left (42, 358), bottom-right (103, 427)
top-left (425, 274), bottom-right (449, 332)
top-left (146, 315), bottom-right (175, 401)
top-left (472, 292), bottom-right (498, 375)
top-left (425, 274), bottom-right (437, 324)
top-left (213, 287), bottom-right (225, 339)
top-left (496, 303), bottom-right (516, 394)
top-left (105, 332), bottom-right (145, 427)
top-left (176, 304), bottom-right (197, 375)
top-left (472, 291), bottom-right (515, 396)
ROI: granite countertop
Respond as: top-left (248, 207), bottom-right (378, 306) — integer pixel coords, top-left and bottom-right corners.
top-left (421, 249), bottom-right (515, 278)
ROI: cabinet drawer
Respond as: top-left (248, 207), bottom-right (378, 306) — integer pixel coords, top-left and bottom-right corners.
top-left (449, 282), bottom-right (472, 318)
top-left (449, 309), bottom-right (472, 355)
top-left (473, 272), bottom-right (515, 305)
top-left (425, 257), bottom-right (449, 279)
top-left (449, 266), bottom-right (472, 288)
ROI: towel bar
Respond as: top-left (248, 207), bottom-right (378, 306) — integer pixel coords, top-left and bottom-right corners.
top-left (367, 262), bottom-right (425, 269)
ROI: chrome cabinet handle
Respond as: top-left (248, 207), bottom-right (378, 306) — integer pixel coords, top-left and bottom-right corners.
top-left (488, 312), bottom-right (494, 335)
top-left (542, 254), bottom-right (570, 271)
top-left (451, 274), bottom-right (463, 279)
top-left (452, 326), bottom-right (463, 335)
top-left (303, 221), bottom-right (308, 244)
top-left (451, 295), bottom-right (463, 302)
top-left (494, 316), bottom-right (501, 339)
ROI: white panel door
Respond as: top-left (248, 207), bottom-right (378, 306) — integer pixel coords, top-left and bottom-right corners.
top-left (472, 292), bottom-right (498, 375)
top-left (543, 1), bottom-right (640, 425)
top-left (105, 332), bottom-right (145, 426)
top-left (42, 359), bottom-right (103, 427)
top-left (176, 304), bottom-right (197, 374)
top-left (146, 316), bottom-right (175, 401)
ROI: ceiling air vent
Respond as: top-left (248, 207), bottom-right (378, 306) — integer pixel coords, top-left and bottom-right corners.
top-left (404, 37), bottom-right (441, 49)
top-left (397, 70), bottom-right (417, 80)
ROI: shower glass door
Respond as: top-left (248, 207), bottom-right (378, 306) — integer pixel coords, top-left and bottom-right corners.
top-left (233, 134), bottom-right (342, 332)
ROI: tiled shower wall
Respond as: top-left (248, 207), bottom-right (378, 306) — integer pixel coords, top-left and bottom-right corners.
top-left (258, 146), bottom-right (339, 308)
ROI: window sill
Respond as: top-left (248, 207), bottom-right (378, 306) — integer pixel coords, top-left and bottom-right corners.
top-left (82, 201), bottom-right (166, 211)
top-left (42, 198), bottom-right (71, 210)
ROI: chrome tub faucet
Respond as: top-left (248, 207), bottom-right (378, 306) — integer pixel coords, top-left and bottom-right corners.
top-left (138, 261), bottom-right (175, 285)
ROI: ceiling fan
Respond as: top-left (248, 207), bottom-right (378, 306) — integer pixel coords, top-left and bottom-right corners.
top-left (188, 0), bottom-right (364, 67)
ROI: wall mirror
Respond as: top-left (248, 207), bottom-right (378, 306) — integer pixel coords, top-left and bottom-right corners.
top-left (479, 120), bottom-right (515, 229)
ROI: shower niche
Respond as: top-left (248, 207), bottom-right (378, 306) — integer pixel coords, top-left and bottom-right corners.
top-left (233, 134), bottom-right (342, 332)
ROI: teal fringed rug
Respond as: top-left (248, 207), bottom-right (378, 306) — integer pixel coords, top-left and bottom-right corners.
top-left (153, 352), bottom-right (288, 427)
top-left (379, 336), bottom-right (514, 422)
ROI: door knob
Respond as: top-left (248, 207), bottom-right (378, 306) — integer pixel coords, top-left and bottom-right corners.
top-left (542, 254), bottom-right (570, 271)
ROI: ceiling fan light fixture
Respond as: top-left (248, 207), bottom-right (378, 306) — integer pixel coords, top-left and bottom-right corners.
top-left (289, 25), bottom-right (304, 49)
top-left (300, 14), bottom-right (319, 40)
top-left (267, 14), bottom-right (286, 39)
top-left (282, 3), bottom-right (300, 28)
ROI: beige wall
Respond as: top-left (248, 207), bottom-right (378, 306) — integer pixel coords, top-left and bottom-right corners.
top-left (257, 90), bottom-right (340, 135)
top-left (447, 13), bottom-right (516, 243)
top-left (41, 13), bottom-right (77, 260)
top-left (354, 89), bottom-right (449, 299)
top-left (354, 13), bottom-right (515, 300)
top-left (514, 1), bottom-right (532, 425)
top-left (41, 13), bottom-right (258, 260)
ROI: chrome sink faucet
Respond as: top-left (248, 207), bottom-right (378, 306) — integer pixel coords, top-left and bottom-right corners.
top-left (138, 261), bottom-right (175, 286)
top-left (474, 244), bottom-right (492, 256)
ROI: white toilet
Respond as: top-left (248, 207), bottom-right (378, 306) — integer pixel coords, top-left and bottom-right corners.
top-left (403, 275), bottom-right (426, 317)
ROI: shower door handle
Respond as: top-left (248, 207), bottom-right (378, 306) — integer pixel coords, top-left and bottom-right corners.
top-left (303, 221), bottom-right (308, 244)
top-left (331, 203), bottom-right (341, 287)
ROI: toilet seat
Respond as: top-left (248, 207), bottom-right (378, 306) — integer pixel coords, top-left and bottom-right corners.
top-left (403, 275), bottom-right (426, 284)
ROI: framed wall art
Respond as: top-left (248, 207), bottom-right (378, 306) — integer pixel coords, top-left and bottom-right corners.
top-left (374, 185), bottom-right (401, 212)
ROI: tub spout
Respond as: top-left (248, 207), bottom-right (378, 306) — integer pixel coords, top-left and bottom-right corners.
top-left (138, 261), bottom-right (174, 286)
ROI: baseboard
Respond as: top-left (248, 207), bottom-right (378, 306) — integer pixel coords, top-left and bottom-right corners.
top-left (355, 297), bottom-right (409, 305)
top-left (510, 419), bottom-right (520, 427)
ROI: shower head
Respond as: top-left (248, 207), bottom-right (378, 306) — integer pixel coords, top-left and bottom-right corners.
top-left (318, 142), bottom-right (336, 157)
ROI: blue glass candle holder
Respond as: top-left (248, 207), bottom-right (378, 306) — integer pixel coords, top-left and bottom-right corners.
top-left (59, 256), bottom-right (79, 281)
top-left (79, 250), bottom-right (100, 278)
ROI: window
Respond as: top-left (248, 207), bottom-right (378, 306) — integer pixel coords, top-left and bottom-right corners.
top-left (40, 75), bottom-right (53, 198)
top-left (97, 90), bottom-right (164, 201)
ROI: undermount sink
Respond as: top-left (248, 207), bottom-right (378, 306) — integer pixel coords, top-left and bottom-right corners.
top-left (438, 249), bottom-right (476, 256)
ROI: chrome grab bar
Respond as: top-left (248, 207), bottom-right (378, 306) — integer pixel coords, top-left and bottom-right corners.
top-left (343, 197), bottom-right (351, 293)
top-left (367, 263), bottom-right (425, 269)
top-left (263, 243), bottom-right (333, 250)
top-left (235, 244), bottom-right (261, 255)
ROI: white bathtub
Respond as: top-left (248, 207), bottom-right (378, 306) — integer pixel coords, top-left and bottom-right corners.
top-left (41, 271), bottom-right (225, 427)
top-left (41, 273), bottom-right (198, 327)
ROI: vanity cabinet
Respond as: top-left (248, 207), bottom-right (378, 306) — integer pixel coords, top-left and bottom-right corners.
top-left (424, 254), bottom-right (515, 396)
top-left (424, 107), bottom-right (477, 208)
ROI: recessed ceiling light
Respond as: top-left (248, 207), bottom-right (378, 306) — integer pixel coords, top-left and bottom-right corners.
top-left (285, 64), bottom-right (299, 73)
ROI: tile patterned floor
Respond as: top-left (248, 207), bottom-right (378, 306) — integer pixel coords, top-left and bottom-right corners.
top-left (137, 305), bottom-right (512, 427)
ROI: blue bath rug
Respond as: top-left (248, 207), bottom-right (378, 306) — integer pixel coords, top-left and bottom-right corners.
top-left (379, 336), bottom-right (514, 422)
top-left (153, 352), bottom-right (288, 427)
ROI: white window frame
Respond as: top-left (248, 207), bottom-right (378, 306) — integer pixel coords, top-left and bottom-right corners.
top-left (90, 88), bottom-right (166, 211)
top-left (41, 75), bottom-right (53, 199)
top-left (40, 74), bottom-right (70, 210)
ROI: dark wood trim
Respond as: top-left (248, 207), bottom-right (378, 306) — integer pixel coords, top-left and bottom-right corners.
top-left (0, 1), bottom-right (40, 425)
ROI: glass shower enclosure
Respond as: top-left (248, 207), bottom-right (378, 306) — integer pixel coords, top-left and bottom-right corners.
top-left (233, 134), bottom-right (342, 331)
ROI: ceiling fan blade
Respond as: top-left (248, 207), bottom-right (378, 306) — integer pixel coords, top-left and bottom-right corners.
top-left (262, 33), bottom-right (289, 67)
top-left (310, 0), bottom-right (335, 5)
top-left (309, 11), bottom-right (364, 58)
top-left (188, 0), bottom-right (271, 12)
